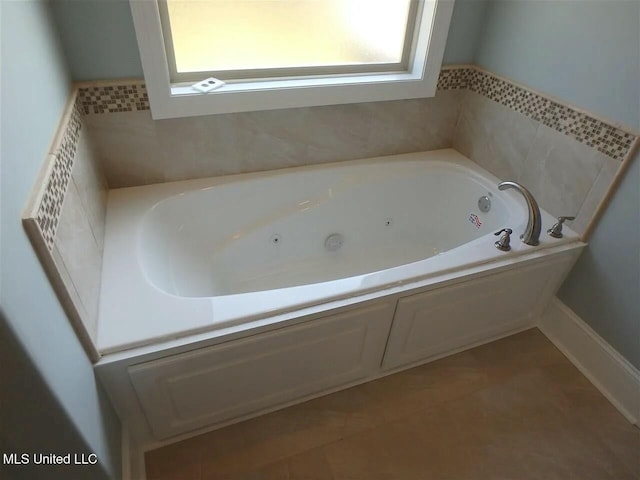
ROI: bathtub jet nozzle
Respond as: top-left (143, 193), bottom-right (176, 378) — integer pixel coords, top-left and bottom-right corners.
top-left (324, 233), bottom-right (344, 252)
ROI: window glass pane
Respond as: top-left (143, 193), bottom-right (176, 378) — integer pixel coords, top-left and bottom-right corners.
top-left (165, 0), bottom-right (413, 73)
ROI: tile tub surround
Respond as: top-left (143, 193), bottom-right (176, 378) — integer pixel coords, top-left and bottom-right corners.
top-left (465, 68), bottom-right (635, 161)
top-left (144, 329), bottom-right (639, 480)
top-left (23, 92), bottom-right (108, 362)
top-left (454, 89), bottom-right (624, 235)
top-left (78, 66), bottom-right (636, 162)
top-left (82, 90), bottom-right (462, 188)
top-left (77, 65), bottom-right (636, 236)
top-left (444, 66), bottom-right (636, 236)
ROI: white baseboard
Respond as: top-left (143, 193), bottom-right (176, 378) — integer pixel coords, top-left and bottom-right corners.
top-left (129, 446), bottom-right (146, 480)
top-left (121, 423), bottom-right (148, 480)
top-left (121, 423), bottom-right (130, 480)
top-left (538, 297), bottom-right (640, 425)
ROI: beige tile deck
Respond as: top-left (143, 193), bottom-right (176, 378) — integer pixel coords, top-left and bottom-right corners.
top-left (145, 328), bottom-right (639, 480)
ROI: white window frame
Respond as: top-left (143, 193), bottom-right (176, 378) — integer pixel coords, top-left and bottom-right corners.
top-left (130, 0), bottom-right (455, 120)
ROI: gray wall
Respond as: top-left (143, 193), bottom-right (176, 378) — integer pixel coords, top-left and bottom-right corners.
top-left (51, 0), bottom-right (143, 80)
top-left (442, 0), bottom-right (490, 64)
top-left (0, 313), bottom-right (112, 480)
top-left (475, 1), bottom-right (640, 368)
top-left (0, 2), bottom-right (121, 478)
top-left (51, 0), bottom-right (489, 81)
top-left (558, 152), bottom-right (640, 369)
top-left (476, 0), bottom-right (640, 130)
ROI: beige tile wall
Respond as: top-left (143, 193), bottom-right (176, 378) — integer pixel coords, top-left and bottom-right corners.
top-left (23, 96), bottom-right (108, 360)
top-left (454, 90), bottom-right (624, 235)
top-left (53, 126), bottom-right (107, 342)
top-left (84, 90), bottom-right (462, 188)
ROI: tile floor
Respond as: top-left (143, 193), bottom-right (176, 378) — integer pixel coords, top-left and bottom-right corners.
top-left (145, 328), bottom-right (639, 480)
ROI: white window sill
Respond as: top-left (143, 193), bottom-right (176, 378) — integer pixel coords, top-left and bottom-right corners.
top-left (162, 71), bottom-right (440, 119)
top-left (171, 71), bottom-right (426, 96)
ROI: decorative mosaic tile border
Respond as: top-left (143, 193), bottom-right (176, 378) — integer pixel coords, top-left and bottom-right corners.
top-left (78, 83), bottom-right (149, 114)
top-left (436, 67), bottom-right (473, 91)
top-left (76, 66), bottom-right (636, 161)
top-left (35, 97), bottom-right (83, 250)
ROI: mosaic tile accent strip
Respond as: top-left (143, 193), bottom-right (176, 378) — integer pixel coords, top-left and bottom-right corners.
top-left (461, 67), bottom-right (636, 161)
top-left (78, 83), bottom-right (149, 114)
top-left (436, 67), bottom-right (474, 90)
top-left (36, 98), bottom-right (83, 250)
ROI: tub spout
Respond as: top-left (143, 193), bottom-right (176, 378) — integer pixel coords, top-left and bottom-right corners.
top-left (498, 181), bottom-right (541, 246)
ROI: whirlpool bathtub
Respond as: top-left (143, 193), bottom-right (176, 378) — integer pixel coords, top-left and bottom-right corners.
top-left (98, 149), bottom-right (583, 354)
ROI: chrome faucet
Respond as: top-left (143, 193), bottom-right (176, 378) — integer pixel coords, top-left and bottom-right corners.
top-left (498, 181), bottom-right (542, 246)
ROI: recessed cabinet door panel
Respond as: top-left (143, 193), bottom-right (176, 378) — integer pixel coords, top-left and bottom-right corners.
top-left (129, 302), bottom-right (394, 439)
top-left (382, 257), bottom-right (573, 370)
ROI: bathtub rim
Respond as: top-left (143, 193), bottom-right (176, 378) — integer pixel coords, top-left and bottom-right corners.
top-left (96, 240), bottom-right (585, 364)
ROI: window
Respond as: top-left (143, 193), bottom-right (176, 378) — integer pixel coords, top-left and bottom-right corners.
top-left (130, 0), bottom-right (454, 119)
top-left (160, 0), bottom-right (418, 82)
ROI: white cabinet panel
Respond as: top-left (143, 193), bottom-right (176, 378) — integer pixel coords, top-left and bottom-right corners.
top-left (382, 258), bottom-right (573, 370)
top-left (129, 302), bottom-right (394, 439)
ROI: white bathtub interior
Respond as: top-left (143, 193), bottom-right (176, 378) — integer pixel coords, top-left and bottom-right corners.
top-left (139, 161), bottom-right (514, 297)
